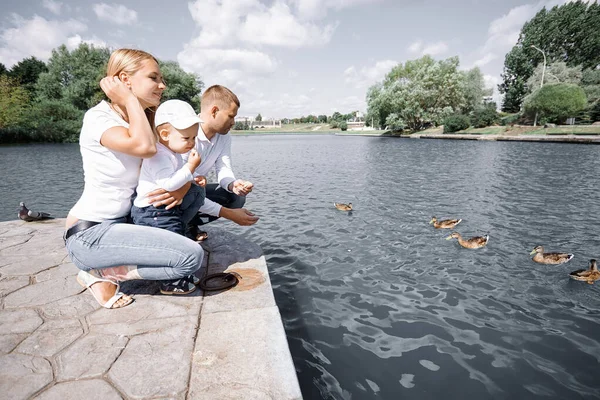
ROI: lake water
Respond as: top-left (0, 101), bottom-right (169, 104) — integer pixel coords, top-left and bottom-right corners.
top-left (1, 136), bottom-right (599, 399)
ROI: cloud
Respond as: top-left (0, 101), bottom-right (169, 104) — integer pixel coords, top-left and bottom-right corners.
top-left (42, 0), bottom-right (63, 15)
top-left (290, 0), bottom-right (382, 20)
top-left (473, 53), bottom-right (497, 68)
top-left (66, 35), bottom-right (108, 50)
top-left (93, 3), bottom-right (138, 25)
top-left (188, 0), bottom-right (336, 48)
top-left (0, 14), bottom-right (87, 67)
top-left (408, 40), bottom-right (449, 56)
top-left (238, 2), bottom-right (337, 47)
top-left (344, 59), bottom-right (397, 88)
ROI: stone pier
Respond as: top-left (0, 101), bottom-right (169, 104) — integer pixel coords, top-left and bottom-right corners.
top-left (0, 219), bottom-right (302, 399)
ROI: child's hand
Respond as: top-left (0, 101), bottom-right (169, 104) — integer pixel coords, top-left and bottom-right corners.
top-left (194, 175), bottom-right (207, 187)
top-left (100, 76), bottom-right (136, 105)
top-left (187, 149), bottom-right (201, 171)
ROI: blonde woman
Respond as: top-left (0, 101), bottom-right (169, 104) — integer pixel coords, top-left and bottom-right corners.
top-left (64, 49), bottom-right (204, 309)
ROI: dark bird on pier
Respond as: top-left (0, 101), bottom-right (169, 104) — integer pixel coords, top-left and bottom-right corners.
top-left (18, 202), bottom-right (52, 222)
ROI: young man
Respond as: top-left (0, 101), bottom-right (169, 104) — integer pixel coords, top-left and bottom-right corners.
top-left (184, 85), bottom-right (259, 227)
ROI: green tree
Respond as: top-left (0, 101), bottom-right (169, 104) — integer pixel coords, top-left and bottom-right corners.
top-left (331, 111), bottom-right (342, 121)
top-left (470, 103), bottom-right (500, 128)
top-left (461, 67), bottom-right (486, 114)
top-left (255, 113), bottom-right (262, 122)
top-left (499, 1), bottom-right (600, 112)
top-left (8, 57), bottom-right (47, 94)
top-left (366, 55), bottom-right (466, 132)
top-left (20, 99), bottom-right (85, 142)
top-left (0, 76), bottom-right (31, 143)
top-left (159, 61), bottom-right (203, 111)
top-left (523, 83), bottom-right (587, 123)
top-left (36, 43), bottom-right (110, 110)
top-left (0, 63), bottom-right (7, 75)
top-left (0, 75), bottom-right (30, 129)
top-left (581, 69), bottom-right (600, 121)
top-left (526, 62), bottom-right (582, 91)
top-left (318, 114), bottom-right (327, 123)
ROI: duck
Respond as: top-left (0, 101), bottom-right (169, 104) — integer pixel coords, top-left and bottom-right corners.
top-left (446, 232), bottom-right (489, 249)
top-left (569, 259), bottom-right (599, 284)
top-left (334, 202), bottom-right (352, 211)
top-left (430, 216), bottom-right (462, 229)
top-left (529, 246), bottom-right (574, 264)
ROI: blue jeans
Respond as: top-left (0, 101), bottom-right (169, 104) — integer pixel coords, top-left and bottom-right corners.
top-left (131, 184), bottom-right (205, 235)
top-left (65, 186), bottom-right (205, 281)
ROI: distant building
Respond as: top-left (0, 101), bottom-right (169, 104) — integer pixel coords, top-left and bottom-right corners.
top-left (235, 116), bottom-right (281, 128)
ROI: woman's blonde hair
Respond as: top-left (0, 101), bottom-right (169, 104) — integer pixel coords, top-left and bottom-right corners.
top-left (106, 49), bottom-right (160, 128)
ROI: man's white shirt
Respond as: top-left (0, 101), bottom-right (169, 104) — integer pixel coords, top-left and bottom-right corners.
top-left (182, 125), bottom-right (236, 217)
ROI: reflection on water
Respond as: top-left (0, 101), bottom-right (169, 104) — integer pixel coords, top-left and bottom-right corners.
top-left (2, 137), bottom-right (599, 399)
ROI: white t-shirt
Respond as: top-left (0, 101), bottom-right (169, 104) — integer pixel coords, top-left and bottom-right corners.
top-left (69, 101), bottom-right (142, 222)
top-left (133, 143), bottom-right (193, 208)
top-left (181, 125), bottom-right (236, 217)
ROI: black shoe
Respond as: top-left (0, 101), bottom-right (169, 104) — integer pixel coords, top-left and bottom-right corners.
top-left (160, 276), bottom-right (197, 295)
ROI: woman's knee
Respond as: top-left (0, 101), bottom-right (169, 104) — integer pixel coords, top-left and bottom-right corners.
top-left (179, 244), bottom-right (204, 275)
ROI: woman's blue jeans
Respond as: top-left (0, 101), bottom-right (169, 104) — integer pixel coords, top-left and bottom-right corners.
top-left (65, 189), bottom-right (204, 281)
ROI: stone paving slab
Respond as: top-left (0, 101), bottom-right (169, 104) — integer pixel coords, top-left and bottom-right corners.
top-left (0, 219), bottom-right (301, 399)
top-left (189, 306), bottom-right (302, 400)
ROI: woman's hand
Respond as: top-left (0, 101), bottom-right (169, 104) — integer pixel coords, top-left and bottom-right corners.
top-left (146, 182), bottom-right (191, 209)
top-left (100, 76), bottom-right (136, 106)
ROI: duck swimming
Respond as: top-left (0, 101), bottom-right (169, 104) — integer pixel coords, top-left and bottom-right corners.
top-left (334, 202), bottom-right (352, 211)
top-left (446, 232), bottom-right (489, 249)
top-left (569, 259), bottom-right (599, 284)
top-left (530, 246), bottom-right (574, 264)
top-left (430, 216), bottom-right (462, 229)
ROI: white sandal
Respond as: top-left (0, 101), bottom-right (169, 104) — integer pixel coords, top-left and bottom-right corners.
top-left (76, 270), bottom-right (133, 309)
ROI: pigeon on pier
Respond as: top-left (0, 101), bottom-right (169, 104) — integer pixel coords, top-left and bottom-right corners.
top-left (18, 202), bottom-right (52, 222)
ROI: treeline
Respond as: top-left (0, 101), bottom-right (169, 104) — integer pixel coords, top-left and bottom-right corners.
top-left (499, 0), bottom-right (600, 122)
top-left (232, 111), bottom-right (358, 131)
top-left (0, 44), bottom-right (203, 144)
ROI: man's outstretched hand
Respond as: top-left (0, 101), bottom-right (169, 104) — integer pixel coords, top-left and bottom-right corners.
top-left (229, 179), bottom-right (253, 196)
top-left (220, 207), bottom-right (259, 226)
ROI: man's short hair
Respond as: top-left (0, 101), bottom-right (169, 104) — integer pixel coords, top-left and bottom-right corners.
top-left (201, 85), bottom-right (240, 111)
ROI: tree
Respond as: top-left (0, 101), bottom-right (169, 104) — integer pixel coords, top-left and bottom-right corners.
top-left (8, 57), bottom-right (47, 94)
top-left (581, 69), bottom-right (600, 121)
top-left (461, 67), bottom-right (486, 114)
top-left (366, 55), bottom-right (466, 132)
top-left (526, 62), bottom-right (582, 91)
top-left (318, 114), bottom-right (327, 123)
top-left (255, 113), bottom-right (262, 122)
top-left (20, 99), bottom-right (85, 142)
top-left (523, 83), bottom-right (587, 123)
top-left (0, 63), bottom-right (7, 75)
top-left (499, 1), bottom-right (600, 112)
top-left (35, 44), bottom-right (110, 110)
top-left (159, 61), bottom-right (203, 111)
top-left (0, 75), bottom-right (30, 129)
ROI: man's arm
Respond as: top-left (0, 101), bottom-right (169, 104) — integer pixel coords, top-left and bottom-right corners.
top-left (214, 135), bottom-right (236, 191)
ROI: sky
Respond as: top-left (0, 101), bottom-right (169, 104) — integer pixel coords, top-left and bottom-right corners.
top-left (0, 0), bottom-right (577, 119)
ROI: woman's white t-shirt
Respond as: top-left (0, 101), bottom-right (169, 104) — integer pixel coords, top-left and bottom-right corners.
top-left (69, 101), bottom-right (142, 222)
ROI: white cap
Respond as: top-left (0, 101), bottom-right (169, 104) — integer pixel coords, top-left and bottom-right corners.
top-left (155, 100), bottom-right (202, 129)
